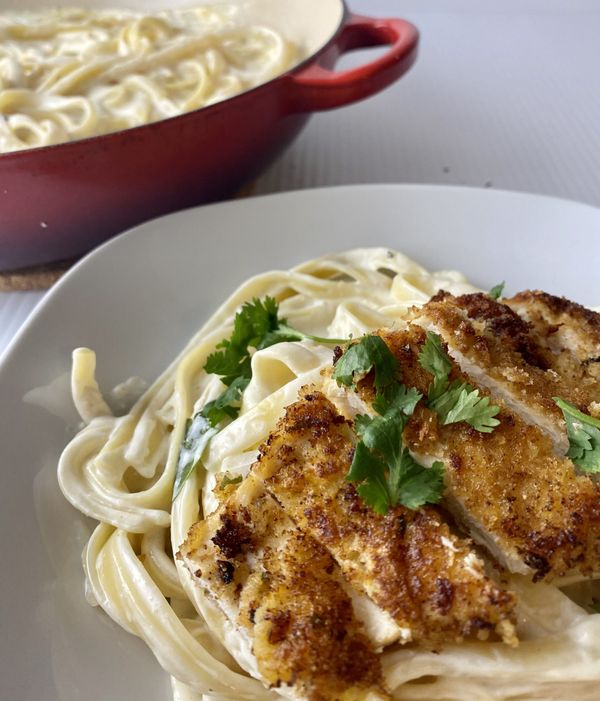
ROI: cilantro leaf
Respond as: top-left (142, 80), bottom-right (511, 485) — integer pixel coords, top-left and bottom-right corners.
top-left (175, 296), bottom-right (348, 498)
top-left (204, 298), bottom-right (280, 384)
top-left (259, 322), bottom-right (347, 349)
top-left (418, 331), bottom-right (452, 402)
top-left (418, 331), bottom-right (500, 433)
top-left (419, 331), bottom-right (452, 383)
top-left (396, 457), bottom-right (445, 510)
top-left (489, 282), bottom-right (505, 300)
top-left (173, 413), bottom-right (218, 499)
top-left (554, 397), bottom-right (600, 473)
top-left (359, 411), bottom-right (405, 469)
top-left (348, 407), bottom-right (445, 515)
top-left (348, 440), bottom-right (384, 482)
top-left (201, 376), bottom-right (250, 426)
top-left (351, 443), bottom-right (391, 516)
top-left (373, 383), bottom-right (422, 416)
top-left (335, 332), bottom-right (445, 514)
top-left (354, 413), bottom-right (374, 437)
top-left (206, 297), bottom-right (347, 375)
top-left (333, 335), bottom-right (398, 390)
top-left (430, 380), bottom-right (500, 432)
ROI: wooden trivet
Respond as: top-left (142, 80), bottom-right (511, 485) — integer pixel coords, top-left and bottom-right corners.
top-left (0, 258), bottom-right (77, 292)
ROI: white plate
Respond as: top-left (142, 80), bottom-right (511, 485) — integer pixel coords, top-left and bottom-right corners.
top-left (2, 184), bottom-right (600, 701)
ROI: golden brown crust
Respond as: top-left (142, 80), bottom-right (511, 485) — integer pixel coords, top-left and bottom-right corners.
top-left (505, 290), bottom-right (600, 388)
top-left (255, 532), bottom-right (383, 700)
top-left (179, 477), bottom-right (387, 701)
top-left (420, 292), bottom-right (600, 421)
top-left (379, 325), bottom-right (600, 582)
top-left (509, 290), bottom-right (600, 337)
top-left (416, 292), bottom-right (576, 419)
top-left (255, 390), bottom-right (517, 645)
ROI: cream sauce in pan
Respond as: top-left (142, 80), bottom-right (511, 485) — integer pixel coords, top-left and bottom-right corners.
top-left (0, 5), bottom-right (300, 152)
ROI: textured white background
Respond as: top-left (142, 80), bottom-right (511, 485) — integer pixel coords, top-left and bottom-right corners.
top-left (2, 0), bottom-right (600, 356)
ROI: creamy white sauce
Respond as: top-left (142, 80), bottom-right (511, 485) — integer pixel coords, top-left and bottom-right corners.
top-left (0, 5), bottom-right (300, 152)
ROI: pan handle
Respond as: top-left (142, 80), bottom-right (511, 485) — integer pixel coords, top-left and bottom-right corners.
top-left (286, 14), bottom-right (419, 112)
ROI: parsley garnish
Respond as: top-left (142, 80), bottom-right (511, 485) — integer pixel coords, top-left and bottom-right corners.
top-left (204, 298), bottom-right (345, 382)
top-left (419, 332), bottom-right (500, 432)
top-left (173, 414), bottom-right (218, 498)
top-left (489, 282), bottom-right (505, 300)
top-left (173, 297), bottom-right (346, 498)
top-left (332, 334), bottom-right (398, 391)
top-left (334, 334), bottom-right (444, 515)
top-left (349, 407), bottom-right (444, 514)
top-left (554, 398), bottom-right (600, 473)
top-left (373, 383), bottom-right (422, 417)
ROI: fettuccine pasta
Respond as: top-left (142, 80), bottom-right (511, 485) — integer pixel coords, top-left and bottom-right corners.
top-left (0, 5), bottom-right (299, 152)
top-left (58, 248), bottom-right (600, 701)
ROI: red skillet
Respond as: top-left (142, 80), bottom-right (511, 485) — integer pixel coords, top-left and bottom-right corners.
top-left (0, 1), bottom-right (418, 270)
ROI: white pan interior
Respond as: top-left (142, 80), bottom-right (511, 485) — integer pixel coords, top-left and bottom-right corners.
top-left (0, 0), bottom-right (345, 66)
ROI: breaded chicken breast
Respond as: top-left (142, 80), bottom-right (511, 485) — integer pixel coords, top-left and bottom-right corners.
top-left (413, 291), bottom-right (600, 455)
top-left (179, 473), bottom-right (389, 701)
top-left (253, 390), bottom-right (517, 646)
top-left (377, 325), bottom-right (600, 582)
top-left (505, 290), bottom-right (600, 386)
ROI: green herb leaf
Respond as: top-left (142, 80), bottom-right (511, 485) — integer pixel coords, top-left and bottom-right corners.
top-left (418, 331), bottom-right (453, 402)
top-left (173, 413), bottom-right (218, 499)
top-left (489, 282), bottom-right (505, 300)
top-left (204, 297), bottom-right (281, 384)
top-left (333, 335), bottom-right (398, 391)
top-left (419, 331), bottom-right (500, 433)
top-left (206, 299), bottom-right (347, 378)
top-left (175, 297), bottom-right (349, 498)
top-left (259, 322), bottom-right (347, 349)
top-left (354, 413), bottom-right (374, 437)
top-left (396, 457), bottom-right (445, 510)
top-left (220, 474), bottom-right (243, 489)
top-left (373, 383), bottom-right (422, 417)
top-left (430, 380), bottom-right (500, 432)
top-left (335, 331), bottom-right (444, 514)
top-left (419, 331), bottom-right (453, 383)
top-left (348, 407), bottom-right (445, 515)
top-left (359, 411), bottom-right (405, 469)
top-left (554, 397), bottom-right (600, 473)
top-left (356, 482), bottom-right (390, 516)
top-left (201, 376), bottom-right (250, 426)
top-left (590, 599), bottom-right (600, 614)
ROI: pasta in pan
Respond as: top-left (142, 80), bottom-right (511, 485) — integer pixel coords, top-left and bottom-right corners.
top-left (58, 248), bottom-right (600, 701)
top-left (0, 5), bottom-right (299, 152)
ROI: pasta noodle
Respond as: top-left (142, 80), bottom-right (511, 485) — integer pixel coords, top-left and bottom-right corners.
top-left (0, 5), bottom-right (300, 152)
top-left (57, 248), bottom-right (600, 701)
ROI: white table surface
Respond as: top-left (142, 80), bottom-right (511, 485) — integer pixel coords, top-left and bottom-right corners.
top-left (2, 0), bottom-right (600, 358)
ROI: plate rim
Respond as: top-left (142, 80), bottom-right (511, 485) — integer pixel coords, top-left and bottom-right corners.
top-left (2, 181), bottom-right (600, 370)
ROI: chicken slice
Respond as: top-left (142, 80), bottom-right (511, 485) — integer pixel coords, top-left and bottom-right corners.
top-left (413, 291), bottom-right (600, 457)
top-left (505, 290), bottom-right (600, 387)
top-left (412, 291), bottom-right (572, 452)
top-left (253, 390), bottom-right (517, 647)
top-left (179, 473), bottom-right (389, 701)
top-left (376, 325), bottom-right (600, 582)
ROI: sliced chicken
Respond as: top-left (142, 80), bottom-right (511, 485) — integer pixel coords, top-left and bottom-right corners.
top-left (179, 473), bottom-right (389, 701)
top-left (376, 325), bottom-right (600, 582)
top-left (253, 390), bottom-right (518, 646)
top-left (505, 290), bottom-right (600, 387)
top-left (413, 291), bottom-right (600, 455)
